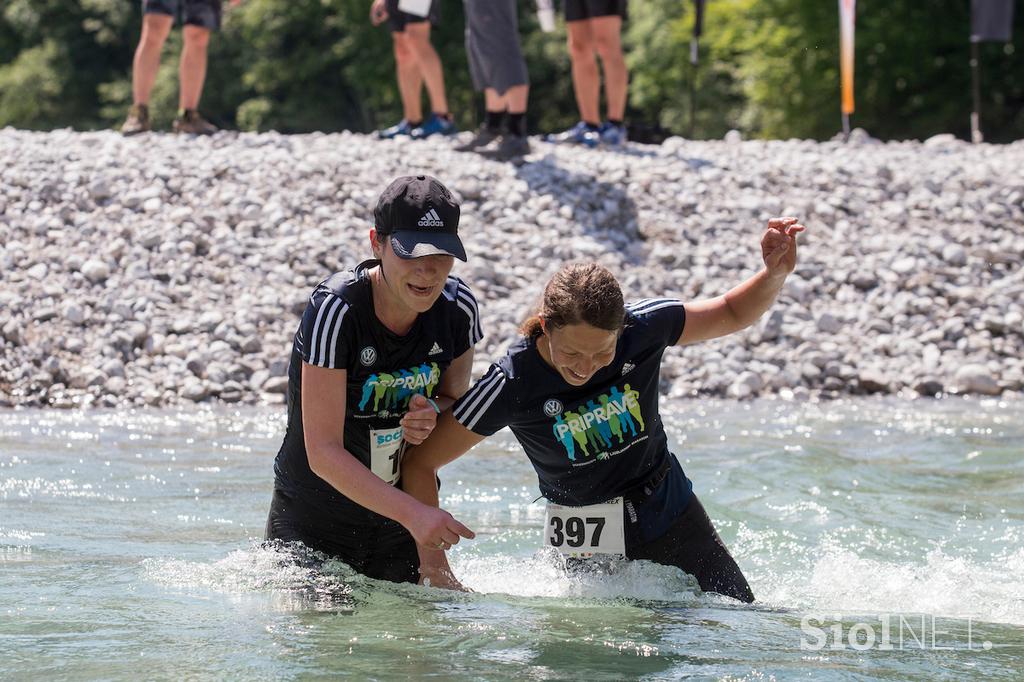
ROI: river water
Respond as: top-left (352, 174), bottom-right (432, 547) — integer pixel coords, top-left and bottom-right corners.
top-left (2, 398), bottom-right (1022, 680)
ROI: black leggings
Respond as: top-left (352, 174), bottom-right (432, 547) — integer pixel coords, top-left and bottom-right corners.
top-left (264, 488), bottom-right (420, 585)
top-left (629, 494), bottom-right (755, 603)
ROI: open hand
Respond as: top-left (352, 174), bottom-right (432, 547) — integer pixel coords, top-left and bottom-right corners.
top-left (401, 393), bottom-right (439, 445)
top-left (407, 503), bottom-right (476, 552)
top-left (762, 217), bottom-right (805, 276)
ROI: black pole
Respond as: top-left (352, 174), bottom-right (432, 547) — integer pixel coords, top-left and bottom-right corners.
top-left (970, 40), bottom-right (983, 143)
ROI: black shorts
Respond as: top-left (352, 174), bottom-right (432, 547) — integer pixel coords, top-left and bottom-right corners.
top-left (564, 0), bottom-right (627, 22)
top-left (264, 487), bottom-right (420, 584)
top-left (143, 0), bottom-right (222, 30)
top-left (628, 494), bottom-right (755, 603)
top-left (386, 0), bottom-right (441, 32)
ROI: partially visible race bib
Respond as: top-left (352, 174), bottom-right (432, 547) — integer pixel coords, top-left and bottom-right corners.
top-left (398, 0), bottom-right (431, 17)
top-left (369, 426), bottom-right (404, 485)
top-left (544, 498), bottom-right (626, 558)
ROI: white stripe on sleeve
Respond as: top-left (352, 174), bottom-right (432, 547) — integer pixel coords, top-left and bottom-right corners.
top-left (453, 366), bottom-right (506, 430)
top-left (308, 296), bottom-right (349, 367)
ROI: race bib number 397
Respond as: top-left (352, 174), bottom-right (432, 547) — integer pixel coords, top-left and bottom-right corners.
top-left (544, 498), bottom-right (626, 558)
top-left (369, 427), bottom-right (404, 485)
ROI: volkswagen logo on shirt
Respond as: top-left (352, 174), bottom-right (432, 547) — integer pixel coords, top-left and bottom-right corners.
top-left (359, 346), bottom-right (377, 366)
top-left (543, 399), bottom-right (563, 417)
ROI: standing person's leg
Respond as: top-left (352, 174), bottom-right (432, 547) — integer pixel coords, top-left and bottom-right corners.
top-left (591, 16), bottom-right (627, 123)
top-left (174, 0), bottom-right (222, 134)
top-left (394, 32), bottom-right (425, 125)
top-left (179, 25), bottom-right (211, 111)
top-left (122, 9), bottom-right (173, 134)
top-left (591, 12), bottom-right (629, 145)
top-left (405, 21), bottom-right (456, 138)
top-left (548, 11), bottom-right (599, 147)
top-left (567, 20), bottom-right (600, 126)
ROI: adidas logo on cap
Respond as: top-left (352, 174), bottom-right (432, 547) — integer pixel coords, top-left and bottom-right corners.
top-left (418, 209), bottom-right (445, 228)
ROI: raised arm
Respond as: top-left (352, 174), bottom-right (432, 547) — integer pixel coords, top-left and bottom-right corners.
top-left (678, 217), bottom-right (805, 346)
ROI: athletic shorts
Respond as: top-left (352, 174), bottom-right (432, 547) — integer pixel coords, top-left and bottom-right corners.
top-left (464, 0), bottom-right (529, 94)
top-left (628, 494), bottom-right (755, 603)
top-left (564, 0), bottom-right (627, 22)
top-left (143, 0), bottom-right (222, 30)
top-left (264, 487), bottom-right (420, 584)
top-left (386, 0), bottom-right (441, 32)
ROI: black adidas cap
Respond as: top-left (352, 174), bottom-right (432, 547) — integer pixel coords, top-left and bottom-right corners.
top-left (373, 175), bottom-right (466, 261)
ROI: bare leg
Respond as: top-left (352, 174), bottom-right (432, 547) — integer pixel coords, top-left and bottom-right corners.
top-left (484, 89), bottom-right (508, 112)
top-left (503, 84), bottom-right (529, 115)
top-left (591, 16), bottom-right (628, 121)
top-left (393, 32), bottom-right (424, 122)
top-left (132, 13), bottom-right (173, 105)
top-left (404, 22), bottom-right (448, 115)
top-left (566, 21), bottom-right (599, 124)
top-left (179, 25), bottom-right (211, 110)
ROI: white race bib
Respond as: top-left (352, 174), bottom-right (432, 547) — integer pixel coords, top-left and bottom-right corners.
top-left (397, 0), bottom-right (431, 17)
top-left (369, 427), bottom-right (404, 485)
top-left (544, 498), bottom-right (626, 558)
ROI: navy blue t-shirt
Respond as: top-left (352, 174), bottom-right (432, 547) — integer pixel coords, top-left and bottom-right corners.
top-left (452, 298), bottom-right (693, 544)
top-left (273, 260), bottom-right (483, 523)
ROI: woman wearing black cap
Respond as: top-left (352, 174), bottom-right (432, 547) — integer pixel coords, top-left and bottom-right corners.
top-left (264, 175), bottom-right (479, 585)
top-left (403, 218), bottom-right (805, 599)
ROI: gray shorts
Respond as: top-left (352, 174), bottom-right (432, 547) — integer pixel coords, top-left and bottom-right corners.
top-left (464, 0), bottom-right (528, 95)
top-left (143, 0), bottom-right (222, 30)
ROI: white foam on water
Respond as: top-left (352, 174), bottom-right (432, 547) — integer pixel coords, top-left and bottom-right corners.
top-left (142, 543), bottom-right (357, 595)
top-left (748, 534), bottom-right (1024, 627)
top-left (452, 548), bottom-right (705, 604)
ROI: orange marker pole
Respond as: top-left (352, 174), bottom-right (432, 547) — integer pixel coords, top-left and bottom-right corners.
top-left (839, 0), bottom-right (856, 140)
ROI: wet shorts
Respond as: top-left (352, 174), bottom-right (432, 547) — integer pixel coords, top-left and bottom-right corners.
top-left (629, 494), bottom-right (755, 603)
top-left (264, 487), bottom-right (420, 584)
top-left (143, 0), bottom-right (222, 30)
top-left (564, 0), bottom-right (628, 22)
top-left (386, 0), bottom-right (441, 32)
top-left (464, 0), bottom-right (529, 94)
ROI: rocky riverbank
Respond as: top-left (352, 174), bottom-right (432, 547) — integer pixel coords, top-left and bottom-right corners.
top-left (1, 127), bottom-right (1021, 408)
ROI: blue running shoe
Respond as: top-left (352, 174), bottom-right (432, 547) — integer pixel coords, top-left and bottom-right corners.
top-left (377, 119), bottom-right (413, 139)
top-left (599, 122), bottom-right (628, 146)
top-left (546, 121), bottom-right (600, 148)
top-left (411, 113), bottom-right (457, 139)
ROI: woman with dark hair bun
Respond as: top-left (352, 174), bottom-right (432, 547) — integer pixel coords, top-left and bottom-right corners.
top-left (403, 218), bottom-right (805, 599)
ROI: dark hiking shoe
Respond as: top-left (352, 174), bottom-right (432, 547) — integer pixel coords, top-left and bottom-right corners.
top-left (378, 119), bottom-right (414, 139)
top-left (478, 134), bottom-right (531, 161)
top-left (173, 109), bottom-right (219, 135)
top-left (121, 104), bottom-right (151, 136)
top-left (455, 125), bottom-right (502, 152)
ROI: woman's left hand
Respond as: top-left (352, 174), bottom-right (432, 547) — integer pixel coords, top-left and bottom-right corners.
top-left (401, 393), bottom-right (439, 445)
top-left (762, 217), bottom-right (805, 277)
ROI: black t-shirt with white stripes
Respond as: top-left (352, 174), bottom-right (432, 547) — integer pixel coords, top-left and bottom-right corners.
top-left (273, 260), bottom-right (483, 522)
top-left (453, 299), bottom-right (690, 509)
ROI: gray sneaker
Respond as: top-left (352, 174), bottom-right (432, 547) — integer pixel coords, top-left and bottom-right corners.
top-left (173, 109), bottom-right (218, 135)
top-left (121, 104), bottom-right (150, 136)
top-left (456, 125), bottom-right (502, 152)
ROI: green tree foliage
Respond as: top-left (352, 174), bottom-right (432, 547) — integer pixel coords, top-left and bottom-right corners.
top-left (0, 0), bottom-right (1020, 141)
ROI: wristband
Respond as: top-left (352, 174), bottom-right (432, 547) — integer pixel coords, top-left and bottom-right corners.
top-left (425, 397), bottom-right (440, 414)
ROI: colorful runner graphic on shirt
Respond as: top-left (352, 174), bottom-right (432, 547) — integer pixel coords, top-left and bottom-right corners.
top-left (358, 362), bottom-right (441, 413)
top-left (551, 383), bottom-right (646, 461)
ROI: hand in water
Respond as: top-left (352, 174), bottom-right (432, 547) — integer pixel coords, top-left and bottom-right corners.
top-left (401, 393), bottom-right (439, 445)
top-left (419, 561), bottom-right (471, 592)
top-left (762, 217), bottom-right (805, 276)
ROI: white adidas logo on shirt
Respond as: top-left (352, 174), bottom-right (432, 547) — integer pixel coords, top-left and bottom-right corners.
top-left (418, 209), bottom-right (444, 228)
top-left (429, 342), bottom-right (444, 356)
top-left (621, 362), bottom-right (636, 375)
